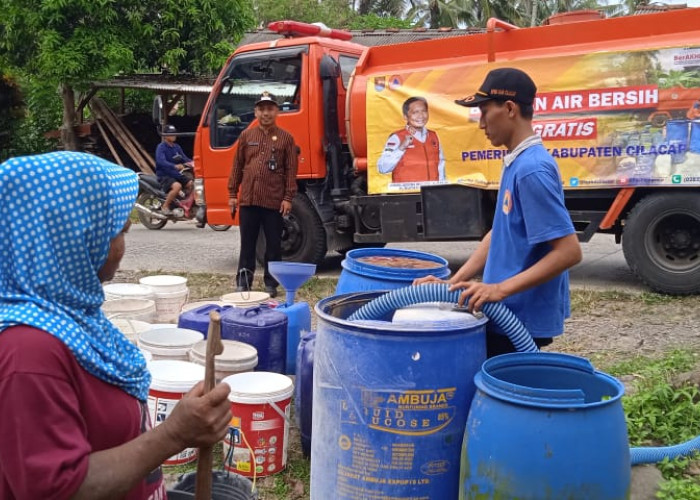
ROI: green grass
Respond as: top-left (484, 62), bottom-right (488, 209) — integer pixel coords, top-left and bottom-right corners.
top-left (569, 289), bottom-right (692, 315)
top-left (607, 351), bottom-right (700, 498)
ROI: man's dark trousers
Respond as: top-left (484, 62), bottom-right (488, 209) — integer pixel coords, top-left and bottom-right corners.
top-left (236, 205), bottom-right (282, 289)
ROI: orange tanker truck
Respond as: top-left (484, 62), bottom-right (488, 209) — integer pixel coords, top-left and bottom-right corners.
top-left (189, 9), bottom-right (700, 295)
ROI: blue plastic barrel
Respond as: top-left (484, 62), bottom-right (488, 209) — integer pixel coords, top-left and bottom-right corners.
top-left (220, 306), bottom-right (287, 373)
top-left (310, 291), bottom-right (487, 500)
top-left (295, 331), bottom-right (316, 458)
top-left (666, 119), bottom-right (689, 164)
top-left (690, 120), bottom-right (700, 153)
top-left (178, 303), bottom-right (233, 338)
top-left (335, 248), bottom-right (450, 295)
top-left (462, 352), bottom-right (630, 499)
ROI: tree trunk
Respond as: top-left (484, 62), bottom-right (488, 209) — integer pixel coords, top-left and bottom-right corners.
top-left (60, 83), bottom-right (79, 151)
top-left (358, 0), bottom-right (371, 15)
top-left (429, 0), bottom-right (440, 29)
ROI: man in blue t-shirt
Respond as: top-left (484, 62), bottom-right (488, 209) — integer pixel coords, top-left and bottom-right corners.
top-left (416, 68), bottom-right (582, 357)
top-left (155, 124), bottom-right (193, 215)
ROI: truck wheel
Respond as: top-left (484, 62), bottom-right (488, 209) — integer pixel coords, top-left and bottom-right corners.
top-left (136, 193), bottom-right (168, 230)
top-left (256, 193), bottom-right (327, 264)
top-left (208, 224), bottom-right (231, 232)
top-left (622, 192), bottom-right (700, 294)
top-left (650, 112), bottom-right (669, 128)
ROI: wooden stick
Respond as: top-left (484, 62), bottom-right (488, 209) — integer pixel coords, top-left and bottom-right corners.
top-left (195, 311), bottom-right (223, 500)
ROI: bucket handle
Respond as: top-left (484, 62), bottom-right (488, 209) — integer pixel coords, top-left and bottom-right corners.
top-left (243, 306), bottom-right (262, 317)
top-left (267, 398), bottom-right (292, 425)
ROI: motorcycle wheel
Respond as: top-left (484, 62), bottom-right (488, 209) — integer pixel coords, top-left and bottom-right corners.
top-left (136, 193), bottom-right (168, 230)
top-left (208, 224), bottom-right (231, 232)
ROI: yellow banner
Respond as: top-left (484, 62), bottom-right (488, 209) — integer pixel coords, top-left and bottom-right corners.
top-left (367, 45), bottom-right (700, 194)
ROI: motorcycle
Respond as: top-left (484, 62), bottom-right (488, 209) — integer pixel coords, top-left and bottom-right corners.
top-left (134, 156), bottom-right (230, 231)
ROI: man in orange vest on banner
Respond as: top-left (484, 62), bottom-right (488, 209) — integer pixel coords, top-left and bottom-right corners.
top-left (377, 96), bottom-right (445, 183)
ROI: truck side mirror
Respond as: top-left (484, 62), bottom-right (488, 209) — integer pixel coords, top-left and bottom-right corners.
top-left (152, 95), bottom-right (163, 125)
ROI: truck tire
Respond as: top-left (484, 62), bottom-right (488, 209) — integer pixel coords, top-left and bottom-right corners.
top-left (622, 192), bottom-right (700, 294)
top-left (208, 224), bottom-right (231, 232)
top-left (136, 193), bottom-right (168, 230)
top-left (256, 192), bottom-right (327, 265)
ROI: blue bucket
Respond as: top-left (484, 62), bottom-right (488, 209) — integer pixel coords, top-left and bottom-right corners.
top-left (335, 248), bottom-right (450, 295)
top-left (666, 119), bottom-right (689, 164)
top-left (462, 352), bottom-right (630, 499)
top-left (310, 291), bottom-right (487, 500)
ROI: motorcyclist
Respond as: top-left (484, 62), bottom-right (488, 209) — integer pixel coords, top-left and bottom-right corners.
top-left (155, 124), bottom-right (193, 215)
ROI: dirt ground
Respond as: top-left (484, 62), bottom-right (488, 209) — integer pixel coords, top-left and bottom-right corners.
top-left (550, 291), bottom-right (700, 368)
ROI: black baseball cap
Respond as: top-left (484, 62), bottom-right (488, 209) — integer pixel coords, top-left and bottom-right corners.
top-left (455, 68), bottom-right (537, 107)
top-left (255, 91), bottom-right (279, 107)
top-left (162, 124), bottom-right (177, 135)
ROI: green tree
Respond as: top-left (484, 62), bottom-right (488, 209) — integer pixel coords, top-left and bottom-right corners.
top-left (0, 0), bottom-right (253, 151)
top-left (252, 0), bottom-right (356, 28)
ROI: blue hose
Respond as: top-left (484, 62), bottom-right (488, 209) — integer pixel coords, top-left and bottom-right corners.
top-left (630, 435), bottom-right (700, 465)
top-left (347, 283), bottom-right (700, 465)
top-left (347, 282), bottom-right (538, 353)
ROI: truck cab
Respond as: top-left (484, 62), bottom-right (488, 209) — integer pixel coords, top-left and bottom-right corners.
top-left (193, 27), bottom-right (365, 263)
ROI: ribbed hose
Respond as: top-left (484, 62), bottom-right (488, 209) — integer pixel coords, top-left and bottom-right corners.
top-left (347, 283), bottom-right (538, 353)
top-left (347, 283), bottom-right (700, 466)
top-left (630, 435), bottom-right (700, 465)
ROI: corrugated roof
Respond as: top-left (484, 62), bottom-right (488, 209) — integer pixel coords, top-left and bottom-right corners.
top-left (634, 3), bottom-right (687, 15)
top-left (94, 29), bottom-right (484, 92)
top-left (94, 74), bottom-right (216, 93)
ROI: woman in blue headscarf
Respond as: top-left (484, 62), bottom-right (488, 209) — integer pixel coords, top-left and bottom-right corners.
top-left (0, 152), bottom-right (232, 499)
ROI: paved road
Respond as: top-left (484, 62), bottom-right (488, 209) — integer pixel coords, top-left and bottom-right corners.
top-left (120, 220), bottom-right (646, 292)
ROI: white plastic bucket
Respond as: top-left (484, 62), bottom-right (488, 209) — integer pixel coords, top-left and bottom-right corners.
top-left (102, 298), bottom-right (157, 323)
top-left (103, 283), bottom-right (154, 301)
top-left (148, 360), bottom-right (205, 465)
top-left (140, 348), bottom-right (153, 364)
top-left (138, 327), bottom-right (204, 361)
top-left (153, 288), bottom-right (190, 323)
top-left (221, 372), bottom-right (294, 478)
top-left (109, 318), bottom-right (153, 344)
top-left (189, 340), bottom-right (258, 382)
top-left (139, 275), bottom-right (188, 293)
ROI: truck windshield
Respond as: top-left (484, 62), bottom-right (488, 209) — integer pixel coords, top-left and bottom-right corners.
top-left (209, 47), bottom-right (306, 148)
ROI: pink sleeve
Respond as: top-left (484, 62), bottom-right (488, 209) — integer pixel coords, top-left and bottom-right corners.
top-left (0, 371), bottom-right (90, 499)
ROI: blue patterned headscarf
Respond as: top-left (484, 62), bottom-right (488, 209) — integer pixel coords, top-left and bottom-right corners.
top-left (0, 152), bottom-right (151, 401)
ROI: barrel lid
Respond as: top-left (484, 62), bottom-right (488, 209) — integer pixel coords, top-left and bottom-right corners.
top-left (190, 339), bottom-right (258, 367)
top-left (139, 275), bottom-right (188, 288)
top-left (180, 301), bottom-right (231, 313)
top-left (102, 298), bottom-right (156, 312)
top-left (110, 318), bottom-right (153, 334)
top-left (138, 327), bottom-right (204, 348)
top-left (149, 360), bottom-right (204, 392)
top-left (103, 283), bottom-right (154, 297)
top-left (220, 291), bottom-right (270, 306)
top-left (223, 371), bottom-right (294, 404)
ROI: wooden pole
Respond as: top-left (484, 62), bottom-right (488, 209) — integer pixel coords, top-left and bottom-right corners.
top-left (194, 312), bottom-right (223, 500)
